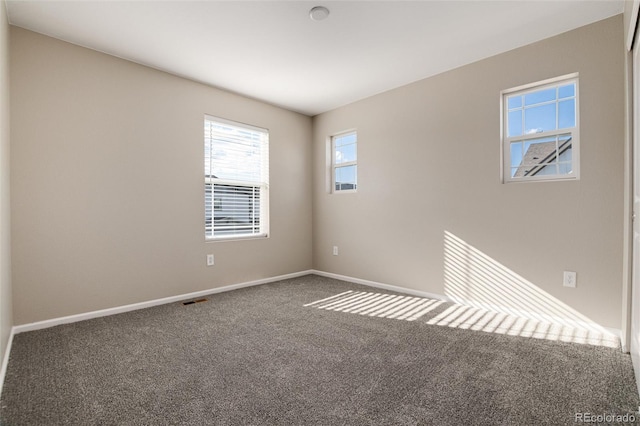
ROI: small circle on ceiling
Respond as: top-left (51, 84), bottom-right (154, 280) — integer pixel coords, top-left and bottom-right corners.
top-left (309, 6), bottom-right (330, 21)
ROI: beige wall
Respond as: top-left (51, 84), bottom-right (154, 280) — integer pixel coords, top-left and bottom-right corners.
top-left (8, 16), bottom-right (627, 330)
top-left (0, 2), bottom-right (12, 361)
top-left (313, 16), bottom-right (625, 329)
top-left (624, 0), bottom-right (637, 50)
top-left (10, 27), bottom-right (313, 325)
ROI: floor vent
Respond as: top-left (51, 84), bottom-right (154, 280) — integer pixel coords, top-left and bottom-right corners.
top-left (182, 298), bottom-right (208, 306)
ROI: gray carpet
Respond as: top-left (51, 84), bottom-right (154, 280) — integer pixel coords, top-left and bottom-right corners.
top-left (1, 274), bottom-right (638, 425)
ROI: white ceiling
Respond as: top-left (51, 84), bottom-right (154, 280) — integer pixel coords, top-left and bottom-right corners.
top-left (6, 1), bottom-right (624, 116)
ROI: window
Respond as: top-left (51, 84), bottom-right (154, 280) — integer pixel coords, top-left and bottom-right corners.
top-left (204, 116), bottom-right (269, 240)
top-left (332, 131), bottom-right (357, 192)
top-left (501, 74), bottom-right (579, 183)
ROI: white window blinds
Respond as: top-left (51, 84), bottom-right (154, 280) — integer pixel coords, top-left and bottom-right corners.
top-left (204, 116), bottom-right (269, 239)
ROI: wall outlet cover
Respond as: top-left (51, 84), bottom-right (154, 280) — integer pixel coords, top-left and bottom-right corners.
top-left (563, 271), bottom-right (576, 288)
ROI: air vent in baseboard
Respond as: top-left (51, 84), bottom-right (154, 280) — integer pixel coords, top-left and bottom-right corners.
top-left (182, 298), bottom-right (208, 306)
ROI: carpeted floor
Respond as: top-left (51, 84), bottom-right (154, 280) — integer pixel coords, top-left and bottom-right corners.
top-left (1, 274), bottom-right (638, 425)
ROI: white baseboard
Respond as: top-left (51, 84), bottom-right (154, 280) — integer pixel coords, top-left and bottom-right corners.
top-left (0, 326), bottom-right (15, 396)
top-left (12, 269), bottom-right (448, 336)
top-left (13, 270), bottom-right (314, 334)
top-left (608, 327), bottom-right (623, 339)
top-left (9, 266), bottom-right (626, 338)
top-left (311, 270), bottom-right (452, 302)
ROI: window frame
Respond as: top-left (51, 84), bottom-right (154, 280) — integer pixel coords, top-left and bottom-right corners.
top-left (501, 73), bottom-right (580, 183)
top-left (204, 115), bottom-right (269, 241)
top-left (331, 130), bottom-right (358, 193)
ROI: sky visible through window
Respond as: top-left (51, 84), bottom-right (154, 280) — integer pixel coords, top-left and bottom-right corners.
top-left (506, 82), bottom-right (576, 177)
top-left (334, 132), bottom-right (357, 190)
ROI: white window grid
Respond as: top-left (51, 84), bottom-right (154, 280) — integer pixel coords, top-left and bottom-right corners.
top-left (501, 73), bottom-right (580, 183)
top-left (332, 131), bottom-right (357, 193)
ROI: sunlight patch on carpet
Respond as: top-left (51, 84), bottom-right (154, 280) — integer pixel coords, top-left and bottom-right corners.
top-left (304, 290), bottom-right (619, 348)
top-left (304, 290), bottom-right (444, 321)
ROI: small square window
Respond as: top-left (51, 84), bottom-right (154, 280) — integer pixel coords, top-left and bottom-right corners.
top-left (332, 131), bottom-right (357, 192)
top-left (501, 74), bottom-right (579, 183)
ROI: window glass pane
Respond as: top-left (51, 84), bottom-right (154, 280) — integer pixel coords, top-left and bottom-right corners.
top-left (558, 161), bottom-right (573, 175)
top-left (558, 134), bottom-right (572, 143)
top-left (333, 132), bottom-right (357, 192)
top-left (508, 96), bottom-right (522, 109)
top-left (508, 111), bottom-right (523, 137)
top-left (558, 83), bottom-right (575, 99)
top-left (336, 143), bottom-right (356, 164)
top-left (204, 117), bottom-right (268, 238)
top-left (213, 184), bottom-right (260, 236)
top-left (524, 88), bottom-right (556, 106)
top-left (511, 134), bottom-right (572, 179)
top-left (558, 140), bottom-right (573, 175)
top-left (335, 165), bottom-right (357, 191)
top-left (522, 136), bottom-right (557, 166)
top-left (530, 163), bottom-right (559, 177)
top-left (558, 99), bottom-right (575, 129)
top-left (510, 142), bottom-right (523, 168)
top-left (206, 122), bottom-right (266, 183)
top-left (504, 77), bottom-right (578, 182)
top-left (558, 136), bottom-right (572, 164)
top-left (335, 132), bottom-right (357, 147)
top-left (524, 103), bottom-right (556, 134)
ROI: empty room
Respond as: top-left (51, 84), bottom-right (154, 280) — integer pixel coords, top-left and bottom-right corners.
top-left (1, 0), bottom-right (640, 424)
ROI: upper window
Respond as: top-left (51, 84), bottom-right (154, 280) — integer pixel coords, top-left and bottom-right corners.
top-left (332, 131), bottom-right (357, 192)
top-left (501, 74), bottom-right (579, 183)
top-left (204, 116), bottom-right (269, 240)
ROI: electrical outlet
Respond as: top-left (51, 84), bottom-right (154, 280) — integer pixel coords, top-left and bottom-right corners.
top-left (207, 254), bottom-right (215, 266)
top-left (333, 246), bottom-right (339, 256)
top-left (563, 271), bottom-right (576, 288)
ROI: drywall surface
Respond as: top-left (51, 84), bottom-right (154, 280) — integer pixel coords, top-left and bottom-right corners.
top-left (312, 16), bottom-right (625, 329)
top-left (0, 1), bottom-right (13, 361)
top-left (624, 0), bottom-right (637, 50)
top-left (10, 27), bottom-right (312, 324)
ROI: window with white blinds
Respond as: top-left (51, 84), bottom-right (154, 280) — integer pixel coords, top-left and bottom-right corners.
top-left (204, 116), bottom-right (269, 240)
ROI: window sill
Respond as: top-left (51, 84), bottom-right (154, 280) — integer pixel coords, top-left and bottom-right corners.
top-left (503, 175), bottom-right (579, 184)
top-left (206, 233), bottom-right (269, 242)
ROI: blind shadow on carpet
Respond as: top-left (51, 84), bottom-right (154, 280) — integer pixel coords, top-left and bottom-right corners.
top-left (304, 289), bottom-right (619, 348)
